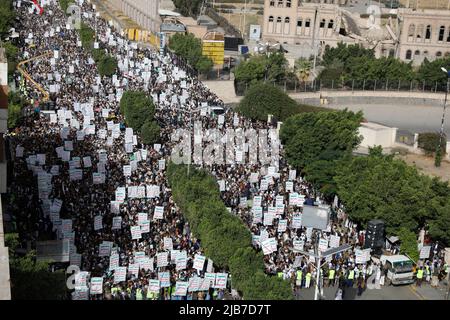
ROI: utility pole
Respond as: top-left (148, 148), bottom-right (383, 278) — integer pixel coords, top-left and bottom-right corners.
top-left (435, 68), bottom-right (449, 167)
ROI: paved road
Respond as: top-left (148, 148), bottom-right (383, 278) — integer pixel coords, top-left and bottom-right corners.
top-left (295, 282), bottom-right (448, 300)
top-left (324, 103), bottom-right (450, 136)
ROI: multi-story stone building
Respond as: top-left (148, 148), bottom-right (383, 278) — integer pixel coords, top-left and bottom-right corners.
top-left (108, 0), bottom-right (161, 33)
top-left (262, 0), bottom-right (450, 66)
top-left (398, 8), bottom-right (450, 65)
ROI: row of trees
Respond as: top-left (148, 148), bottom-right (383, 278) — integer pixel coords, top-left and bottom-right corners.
top-left (168, 33), bottom-right (214, 75)
top-left (173, 0), bottom-right (203, 18)
top-left (236, 83), bottom-right (329, 122)
top-left (167, 163), bottom-right (293, 300)
top-left (78, 23), bottom-right (118, 77)
top-left (234, 52), bottom-right (297, 86)
top-left (319, 43), bottom-right (450, 87)
top-left (119, 91), bottom-right (160, 145)
top-left (280, 111), bottom-right (450, 247)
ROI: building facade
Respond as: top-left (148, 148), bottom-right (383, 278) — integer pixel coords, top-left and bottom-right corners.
top-left (398, 8), bottom-right (450, 66)
top-left (262, 0), bottom-right (450, 65)
top-left (108, 0), bottom-right (161, 33)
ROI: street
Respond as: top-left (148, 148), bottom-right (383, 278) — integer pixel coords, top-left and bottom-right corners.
top-left (295, 282), bottom-right (448, 300)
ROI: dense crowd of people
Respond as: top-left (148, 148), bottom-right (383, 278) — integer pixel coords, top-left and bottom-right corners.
top-left (4, 0), bottom-right (448, 300)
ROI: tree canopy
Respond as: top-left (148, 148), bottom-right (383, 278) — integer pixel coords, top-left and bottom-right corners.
top-left (236, 83), bottom-right (298, 122)
top-left (119, 91), bottom-right (156, 132)
top-left (167, 164), bottom-right (293, 300)
top-left (6, 233), bottom-right (67, 300)
top-left (168, 33), bottom-right (214, 74)
top-left (0, 0), bottom-right (15, 38)
top-left (173, 0), bottom-right (202, 18)
top-left (234, 52), bottom-right (292, 85)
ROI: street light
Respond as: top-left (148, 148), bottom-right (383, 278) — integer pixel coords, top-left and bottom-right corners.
top-left (435, 67), bottom-right (450, 167)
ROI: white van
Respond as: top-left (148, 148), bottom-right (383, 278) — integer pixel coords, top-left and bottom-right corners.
top-left (380, 255), bottom-right (415, 285)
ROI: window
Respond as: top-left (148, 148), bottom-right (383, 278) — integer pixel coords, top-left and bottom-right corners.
top-left (320, 19), bottom-right (326, 28)
top-left (305, 19), bottom-right (311, 28)
top-left (425, 25), bottom-right (431, 39)
top-left (284, 17), bottom-right (291, 34)
top-left (276, 17), bottom-right (282, 33)
top-left (389, 49), bottom-right (395, 57)
top-left (328, 20), bottom-right (334, 29)
top-left (405, 50), bottom-right (412, 59)
top-left (278, 0), bottom-right (284, 7)
top-left (408, 24), bottom-right (415, 38)
top-left (270, 1), bottom-right (275, 6)
top-left (445, 52), bottom-right (450, 57)
top-left (439, 26), bottom-right (445, 41)
top-left (436, 51), bottom-right (442, 57)
top-left (268, 16), bottom-right (274, 33)
top-left (447, 27), bottom-right (450, 42)
top-left (286, 0), bottom-right (291, 7)
top-left (414, 50), bottom-right (420, 56)
top-left (423, 50), bottom-right (429, 56)
top-left (416, 24), bottom-right (423, 41)
top-left (297, 19), bottom-right (302, 27)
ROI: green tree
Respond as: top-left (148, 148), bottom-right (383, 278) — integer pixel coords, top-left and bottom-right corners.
top-left (334, 152), bottom-right (433, 235)
top-left (97, 55), bottom-right (118, 77)
top-left (236, 83), bottom-right (299, 121)
top-left (167, 164), bottom-right (293, 300)
top-left (398, 228), bottom-right (419, 262)
top-left (280, 110), bottom-right (363, 170)
top-left (416, 57), bottom-right (450, 87)
top-left (295, 57), bottom-right (312, 82)
top-left (0, 0), bottom-right (15, 38)
top-left (234, 55), bottom-right (268, 84)
top-left (7, 91), bottom-right (27, 129)
top-left (120, 91), bottom-right (155, 130)
top-left (173, 0), bottom-right (203, 18)
top-left (168, 33), bottom-right (203, 68)
top-left (196, 55), bottom-right (214, 75)
top-left (3, 41), bottom-right (18, 75)
top-left (140, 120), bottom-right (161, 145)
top-left (79, 23), bottom-right (95, 50)
top-left (418, 132), bottom-right (447, 156)
top-left (6, 233), bottom-right (67, 300)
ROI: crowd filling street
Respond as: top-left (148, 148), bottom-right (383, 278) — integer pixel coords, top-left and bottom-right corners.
top-left (4, 0), bottom-right (449, 300)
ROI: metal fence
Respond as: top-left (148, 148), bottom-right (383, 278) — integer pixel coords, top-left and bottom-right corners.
top-left (235, 79), bottom-right (449, 96)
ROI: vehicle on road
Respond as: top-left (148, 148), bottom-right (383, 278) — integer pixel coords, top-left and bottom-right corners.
top-left (380, 254), bottom-right (415, 285)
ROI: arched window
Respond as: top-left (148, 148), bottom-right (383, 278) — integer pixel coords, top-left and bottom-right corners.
top-left (416, 24), bottom-right (423, 41)
top-left (445, 52), bottom-right (450, 57)
top-left (439, 26), bottom-right (445, 41)
top-left (408, 24), bottom-right (415, 39)
top-left (425, 25), bottom-right (431, 40)
top-left (328, 20), bottom-right (334, 29)
top-left (278, 0), bottom-right (284, 7)
top-left (286, 0), bottom-right (292, 7)
top-left (270, 1), bottom-right (275, 6)
top-left (414, 50), bottom-right (420, 56)
top-left (284, 17), bottom-right (291, 34)
top-left (297, 18), bottom-right (303, 35)
top-left (276, 17), bottom-right (282, 34)
top-left (423, 50), bottom-right (429, 56)
top-left (320, 19), bottom-right (326, 28)
top-left (268, 16), bottom-right (274, 33)
top-left (405, 50), bottom-right (412, 59)
top-left (436, 51), bottom-right (442, 57)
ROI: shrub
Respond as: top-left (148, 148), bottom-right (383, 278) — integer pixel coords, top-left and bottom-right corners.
top-left (140, 120), bottom-right (161, 145)
top-left (418, 132), bottom-right (446, 155)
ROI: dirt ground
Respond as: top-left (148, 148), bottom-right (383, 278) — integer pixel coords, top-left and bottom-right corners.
top-left (396, 153), bottom-right (450, 181)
